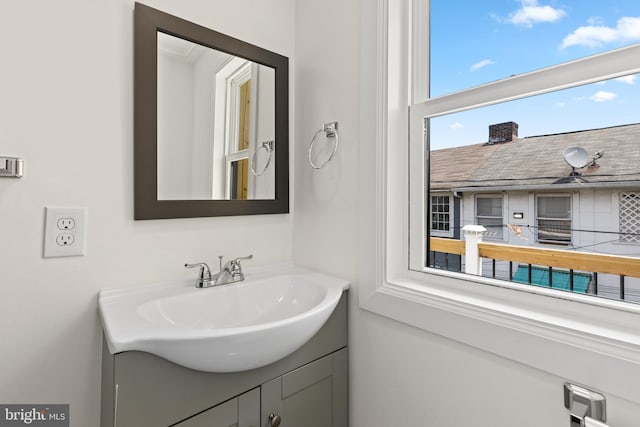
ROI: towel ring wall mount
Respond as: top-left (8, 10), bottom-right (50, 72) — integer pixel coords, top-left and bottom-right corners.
top-left (308, 122), bottom-right (339, 169)
top-left (250, 140), bottom-right (274, 176)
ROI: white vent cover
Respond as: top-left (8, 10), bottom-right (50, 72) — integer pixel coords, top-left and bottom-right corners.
top-left (620, 192), bottom-right (640, 243)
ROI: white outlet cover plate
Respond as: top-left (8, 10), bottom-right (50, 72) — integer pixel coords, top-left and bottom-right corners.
top-left (44, 207), bottom-right (86, 258)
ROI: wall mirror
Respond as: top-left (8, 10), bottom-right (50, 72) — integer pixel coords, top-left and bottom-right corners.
top-left (134, 3), bottom-right (289, 219)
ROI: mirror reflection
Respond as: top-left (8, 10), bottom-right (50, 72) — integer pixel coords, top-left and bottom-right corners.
top-left (157, 32), bottom-right (275, 200)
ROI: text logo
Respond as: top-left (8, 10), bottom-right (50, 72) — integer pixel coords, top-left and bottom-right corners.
top-left (0, 405), bottom-right (68, 427)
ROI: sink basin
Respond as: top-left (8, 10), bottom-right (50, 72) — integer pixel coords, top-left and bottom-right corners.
top-left (98, 264), bottom-right (349, 372)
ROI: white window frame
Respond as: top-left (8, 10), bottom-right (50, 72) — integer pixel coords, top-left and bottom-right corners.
top-left (224, 63), bottom-right (251, 199)
top-left (359, 0), bottom-right (640, 404)
top-left (430, 193), bottom-right (453, 238)
top-left (213, 59), bottom-right (255, 199)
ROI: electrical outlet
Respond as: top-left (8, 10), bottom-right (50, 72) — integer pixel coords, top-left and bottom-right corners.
top-left (56, 233), bottom-right (75, 246)
top-left (44, 207), bottom-right (86, 258)
top-left (57, 218), bottom-right (76, 230)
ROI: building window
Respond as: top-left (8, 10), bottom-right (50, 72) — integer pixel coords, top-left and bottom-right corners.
top-left (536, 196), bottom-right (571, 243)
top-left (620, 192), bottom-right (640, 244)
top-left (431, 195), bottom-right (451, 234)
top-left (476, 196), bottom-right (503, 239)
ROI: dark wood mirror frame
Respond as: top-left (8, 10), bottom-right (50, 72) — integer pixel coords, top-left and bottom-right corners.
top-left (134, 3), bottom-right (289, 219)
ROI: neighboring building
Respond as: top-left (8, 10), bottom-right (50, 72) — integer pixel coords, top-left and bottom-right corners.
top-left (429, 122), bottom-right (640, 300)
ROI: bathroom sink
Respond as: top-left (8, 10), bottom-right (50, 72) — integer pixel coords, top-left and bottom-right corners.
top-left (98, 264), bottom-right (349, 372)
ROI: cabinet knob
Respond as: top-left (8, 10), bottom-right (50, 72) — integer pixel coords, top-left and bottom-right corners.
top-left (268, 413), bottom-right (282, 427)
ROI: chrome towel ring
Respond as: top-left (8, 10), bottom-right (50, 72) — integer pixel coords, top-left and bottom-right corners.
top-left (308, 122), bottom-right (339, 169)
top-left (250, 140), bottom-right (274, 176)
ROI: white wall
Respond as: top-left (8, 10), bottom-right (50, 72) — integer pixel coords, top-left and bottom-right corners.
top-left (292, 1), bottom-right (640, 427)
top-left (0, 1), bottom-right (294, 425)
top-left (251, 65), bottom-right (276, 199)
top-left (157, 48), bottom-right (195, 199)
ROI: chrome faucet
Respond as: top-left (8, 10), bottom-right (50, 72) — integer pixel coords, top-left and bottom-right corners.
top-left (185, 255), bottom-right (253, 288)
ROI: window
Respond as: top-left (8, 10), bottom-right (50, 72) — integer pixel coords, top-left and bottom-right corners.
top-left (223, 62), bottom-right (252, 200)
top-left (620, 192), bottom-right (640, 243)
top-left (360, 0), bottom-right (640, 406)
top-left (476, 196), bottom-right (503, 239)
top-left (430, 195), bottom-right (451, 236)
top-left (536, 195), bottom-right (571, 243)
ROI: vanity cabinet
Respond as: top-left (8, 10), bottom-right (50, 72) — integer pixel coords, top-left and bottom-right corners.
top-left (100, 292), bottom-right (347, 427)
top-left (174, 388), bottom-right (259, 427)
top-left (262, 349), bottom-right (347, 427)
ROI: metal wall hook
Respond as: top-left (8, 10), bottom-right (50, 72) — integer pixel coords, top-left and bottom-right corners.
top-left (309, 121), bottom-right (339, 169)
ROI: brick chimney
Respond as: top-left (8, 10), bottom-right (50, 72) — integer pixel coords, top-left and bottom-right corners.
top-left (488, 121), bottom-right (518, 144)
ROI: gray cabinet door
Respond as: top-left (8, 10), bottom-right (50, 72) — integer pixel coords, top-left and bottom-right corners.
top-left (175, 388), bottom-right (260, 427)
top-left (261, 349), bottom-right (347, 427)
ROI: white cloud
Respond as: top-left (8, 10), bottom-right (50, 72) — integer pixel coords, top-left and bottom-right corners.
top-left (561, 16), bottom-right (640, 49)
top-left (595, 75), bottom-right (636, 85)
top-left (587, 16), bottom-right (604, 26)
top-left (506, 0), bottom-right (566, 28)
top-left (589, 91), bottom-right (617, 102)
top-left (555, 101), bottom-right (566, 108)
top-left (615, 75), bottom-right (637, 85)
top-left (561, 26), bottom-right (619, 48)
top-left (450, 122), bottom-right (464, 130)
top-left (470, 59), bottom-right (496, 72)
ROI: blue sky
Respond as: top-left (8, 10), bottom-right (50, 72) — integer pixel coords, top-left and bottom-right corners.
top-left (430, 0), bottom-right (640, 149)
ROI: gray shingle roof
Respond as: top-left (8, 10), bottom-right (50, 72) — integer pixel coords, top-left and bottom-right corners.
top-left (431, 123), bottom-right (640, 191)
top-left (430, 143), bottom-right (500, 190)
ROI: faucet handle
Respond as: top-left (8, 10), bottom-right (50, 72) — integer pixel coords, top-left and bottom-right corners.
top-left (231, 254), bottom-right (253, 269)
top-left (233, 254), bottom-right (254, 263)
top-left (184, 262), bottom-right (212, 288)
top-left (229, 255), bottom-right (253, 278)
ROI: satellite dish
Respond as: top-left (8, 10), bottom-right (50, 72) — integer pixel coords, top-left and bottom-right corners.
top-left (562, 146), bottom-right (590, 169)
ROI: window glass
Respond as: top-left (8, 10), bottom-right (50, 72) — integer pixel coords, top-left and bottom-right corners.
top-left (476, 196), bottom-right (503, 239)
top-left (536, 196), bottom-right (571, 242)
top-left (429, 78), bottom-right (640, 151)
top-left (477, 197), bottom-right (502, 216)
top-left (537, 196), bottom-right (570, 219)
top-left (430, 0), bottom-right (640, 98)
top-left (426, 77), bottom-right (640, 302)
top-left (431, 195), bottom-right (451, 233)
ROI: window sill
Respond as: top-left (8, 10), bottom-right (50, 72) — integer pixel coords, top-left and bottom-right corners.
top-left (359, 265), bottom-right (640, 404)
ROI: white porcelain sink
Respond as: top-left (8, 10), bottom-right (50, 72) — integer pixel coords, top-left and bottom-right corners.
top-left (98, 264), bottom-right (349, 372)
